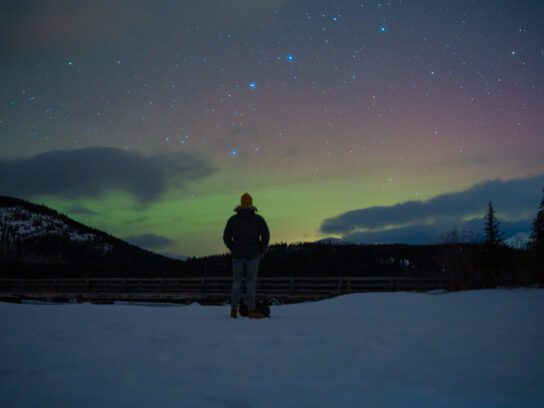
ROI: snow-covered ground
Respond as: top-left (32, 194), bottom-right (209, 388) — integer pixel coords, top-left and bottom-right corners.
top-left (1, 290), bottom-right (543, 407)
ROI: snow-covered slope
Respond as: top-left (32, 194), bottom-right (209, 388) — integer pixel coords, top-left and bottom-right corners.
top-left (0, 196), bottom-right (182, 276)
top-left (505, 232), bottom-right (532, 249)
top-left (0, 206), bottom-right (112, 252)
top-left (1, 290), bottom-right (543, 407)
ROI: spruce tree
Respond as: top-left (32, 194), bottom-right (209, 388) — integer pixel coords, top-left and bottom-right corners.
top-left (531, 189), bottom-right (544, 254)
top-left (484, 201), bottom-right (503, 245)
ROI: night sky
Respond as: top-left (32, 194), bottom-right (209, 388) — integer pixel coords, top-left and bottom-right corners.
top-left (1, 1), bottom-right (543, 257)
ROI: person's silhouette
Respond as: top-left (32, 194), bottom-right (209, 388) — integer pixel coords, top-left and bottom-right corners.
top-left (223, 193), bottom-right (270, 318)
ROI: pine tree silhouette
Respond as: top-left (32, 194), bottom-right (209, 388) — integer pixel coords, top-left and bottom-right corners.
top-left (484, 201), bottom-right (503, 245)
top-left (531, 189), bottom-right (544, 254)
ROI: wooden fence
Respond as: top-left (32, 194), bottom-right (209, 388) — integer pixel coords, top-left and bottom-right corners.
top-left (0, 276), bottom-right (452, 304)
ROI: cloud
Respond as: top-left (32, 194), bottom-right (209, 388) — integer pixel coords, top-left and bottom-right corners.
top-left (321, 174), bottom-right (544, 243)
top-left (65, 205), bottom-right (98, 216)
top-left (343, 219), bottom-right (533, 245)
top-left (125, 233), bottom-right (175, 250)
top-left (0, 147), bottom-right (213, 203)
top-left (126, 216), bottom-right (150, 225)
top-left (158, 252), bottom-right (188, 261)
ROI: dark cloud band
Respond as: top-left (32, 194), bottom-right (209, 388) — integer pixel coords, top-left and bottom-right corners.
top-left (321, 174), bottom-right (544, 240)
top-left (65, 205), bottom-right (99, 216)
top-left (342, 219), bottom-right (532, 245)
top-left (0, 147), bottom-right (213, 202)
top-left (125, 233), bottom-right (175, 250)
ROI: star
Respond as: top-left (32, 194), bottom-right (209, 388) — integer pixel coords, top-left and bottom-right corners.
top-left (287, 54), bottom-right (295, 62)
top-left (379, 24), bottom-right (387, 32)
top-left (248, 81), bottom-right (257, 90)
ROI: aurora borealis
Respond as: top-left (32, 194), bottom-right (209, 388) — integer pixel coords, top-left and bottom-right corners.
top-left (1, 1), bottom-right (543, 257)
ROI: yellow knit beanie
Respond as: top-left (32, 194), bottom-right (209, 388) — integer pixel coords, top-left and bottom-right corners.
top-left (240, 192), bottom-right (253, 207)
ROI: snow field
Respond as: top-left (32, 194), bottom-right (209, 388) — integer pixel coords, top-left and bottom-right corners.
top-left (1, 289), bottom-right (543, 407)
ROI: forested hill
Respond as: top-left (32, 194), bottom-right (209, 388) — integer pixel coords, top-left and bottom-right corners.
top-left (0, 196), bottom-right (184, 277)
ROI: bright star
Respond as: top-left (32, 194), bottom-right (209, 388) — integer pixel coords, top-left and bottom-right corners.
top-left (287, 54), bottom-right (295, 62)
top-left (379, 25), bottom-right (387, 32)
top-left (231, 148), bottom-right (238, 157)
top-left (248, 81), bottom-right (256, 90)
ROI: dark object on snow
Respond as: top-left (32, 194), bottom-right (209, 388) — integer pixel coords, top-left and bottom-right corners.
top-left (239, 298), bottom-right (271, 318)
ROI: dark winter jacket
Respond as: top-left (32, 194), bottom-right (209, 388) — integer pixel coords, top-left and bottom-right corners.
top-left (223, 208), bottom-right (270, 260)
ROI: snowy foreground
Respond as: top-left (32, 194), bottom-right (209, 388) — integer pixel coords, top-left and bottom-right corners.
top-left (1, 290), bottom-right (544, 408)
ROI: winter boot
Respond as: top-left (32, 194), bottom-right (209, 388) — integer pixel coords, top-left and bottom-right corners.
top-left (239, 302), bottom-right (249, 317)
top-left (248, 309), bottom-right (265, 319)
top-left (230, 308), bottom-right (238, 319)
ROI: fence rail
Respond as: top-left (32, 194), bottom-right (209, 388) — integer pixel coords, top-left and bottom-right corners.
top-left (0, 276), bottom-right (452, 303)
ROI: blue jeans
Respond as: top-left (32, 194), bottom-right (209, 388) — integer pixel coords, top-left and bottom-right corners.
top-left (231, 256), bottom-right (260, 310)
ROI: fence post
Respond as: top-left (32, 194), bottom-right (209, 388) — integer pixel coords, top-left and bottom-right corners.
top-left (290, 276), bottom-right (295, 293)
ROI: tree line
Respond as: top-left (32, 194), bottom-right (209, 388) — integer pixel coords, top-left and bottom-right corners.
top-left (1, 190), bottom-right (543, 288)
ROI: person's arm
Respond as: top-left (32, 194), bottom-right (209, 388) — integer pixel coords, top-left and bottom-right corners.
top-left (223, 219), bottom-right (234, 252)
top-left (258, 217), bottom-right (270, 254)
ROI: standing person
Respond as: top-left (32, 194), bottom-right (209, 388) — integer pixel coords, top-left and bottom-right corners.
top-left (223, 193), bottom-right (270, 319)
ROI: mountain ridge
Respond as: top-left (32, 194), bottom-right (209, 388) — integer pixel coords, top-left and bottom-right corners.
top-left (0, 195), bottom-right (183, 277)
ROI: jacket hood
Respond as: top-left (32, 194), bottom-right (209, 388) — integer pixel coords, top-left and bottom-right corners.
top-left (234, 206), bottom-right (257, 215)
